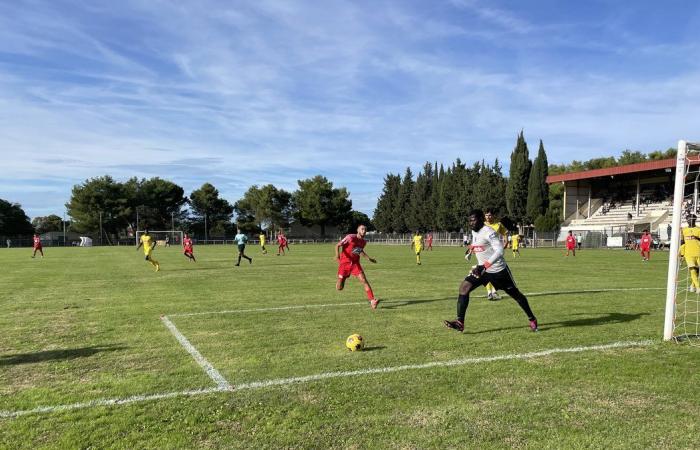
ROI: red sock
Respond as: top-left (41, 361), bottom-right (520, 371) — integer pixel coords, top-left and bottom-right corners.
top-left (365, 286), bottom-right (375, 300)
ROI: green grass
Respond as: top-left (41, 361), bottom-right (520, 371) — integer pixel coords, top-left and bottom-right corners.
top-left (0, 244), bottom-right (698, 448)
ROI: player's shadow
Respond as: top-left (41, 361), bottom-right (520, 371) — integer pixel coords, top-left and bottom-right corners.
top-left (468, 312), bottom-right (649, 334)
top-left (0, 344), bottom-right (128, 366)
top-left (380, 297), bottom-right (453, 309)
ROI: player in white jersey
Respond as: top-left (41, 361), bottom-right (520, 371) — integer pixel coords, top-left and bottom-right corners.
top-left (444, 209), bottom-right (538, 333)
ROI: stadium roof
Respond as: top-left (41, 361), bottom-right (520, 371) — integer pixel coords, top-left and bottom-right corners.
top-left (546, 158), bottom-right (677, 184)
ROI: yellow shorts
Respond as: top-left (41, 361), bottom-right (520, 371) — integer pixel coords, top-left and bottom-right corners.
top-left (512, 245), bottom-right (519, 250)
top-left (685, 255), bottom-right (700, 268)
top-left (415, 247), bottom-right (422, 254)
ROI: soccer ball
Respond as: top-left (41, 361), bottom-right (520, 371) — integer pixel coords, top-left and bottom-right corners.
top-left (345, 334), bottom-right (364, 352)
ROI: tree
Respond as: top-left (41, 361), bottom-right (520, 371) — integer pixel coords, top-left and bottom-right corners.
top-left (234, 184), bottom-right (293, 232)
top-left (473, 160), bottom-right (507, 215)
top-left (189, 183), bottom-right (234, 239)
top-left (339, 210), bottom-right (374, 234)
top-left (373, 174), bottom-right (401, 233)
top-left (407, 162), bottom-right (434, 231)
top-left (293, 175), bottom-right (352, 236)
top-left (506, 131), bottom-right (532, 226)
top-left (534, 208), bottom-right (562, 232)
top-left (392, 168), bottom-right (414, 233)
top-left (526, 140), bottom-right (550, 222)
top-left (137, 177), bottom-right (188, 229)
top-left (0, 199), bottom-right (34, 235)
top-left (66, 175), bottom-right (131, 239)
top-left (32, 215), bottom-right (64, 234)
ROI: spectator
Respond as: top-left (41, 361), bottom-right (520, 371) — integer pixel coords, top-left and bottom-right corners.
top-left (6, 239), bottom-right (10, 248)
top-left (667, 223), bottom-right (672, 241)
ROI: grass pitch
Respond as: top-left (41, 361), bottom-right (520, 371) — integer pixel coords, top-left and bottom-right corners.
top-left (0, 244), bottom-right (698, 448)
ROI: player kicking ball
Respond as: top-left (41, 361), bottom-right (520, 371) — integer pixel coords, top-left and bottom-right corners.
top-left (136, 229), bottom-right (160, 272)
top-left (183, 233), bottom-right (196, 262)
top-left (335, 224), bottom-right (380, 309)
top-left (444, 209), bottom-right (538, 333)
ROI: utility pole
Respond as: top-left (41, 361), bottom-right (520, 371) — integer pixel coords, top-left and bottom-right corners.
top-left (99, 211), bottom-right (103, 246)
top-left (63, 212), bottom-right (66, 247)
top-left (204, 213), bottom-right (208, 244)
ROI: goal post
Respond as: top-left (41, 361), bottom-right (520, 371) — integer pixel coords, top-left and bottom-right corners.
top-left (135, 230), bottom-right (183, 247)
top-left (664, 140), bottom-right (700, 342)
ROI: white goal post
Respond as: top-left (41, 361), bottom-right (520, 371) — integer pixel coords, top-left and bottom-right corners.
top-left (664, 140), bottom-right (700, 341)
top-left (135, 230), bottom-right (184, 247)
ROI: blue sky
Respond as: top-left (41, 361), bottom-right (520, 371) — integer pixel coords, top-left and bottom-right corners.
top-left (1, 0), bottom-right (699, 218)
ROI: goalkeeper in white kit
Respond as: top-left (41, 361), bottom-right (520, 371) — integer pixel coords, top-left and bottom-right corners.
top-left (444, 209), bottom-right (538, 333)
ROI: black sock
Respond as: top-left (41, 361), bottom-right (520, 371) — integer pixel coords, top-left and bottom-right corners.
top-left (237, 254), bottom-right (242, 264)
top-left (505, 288), bottom-right (536, 321)
top-left (457, 294), bottom-right (470, 322)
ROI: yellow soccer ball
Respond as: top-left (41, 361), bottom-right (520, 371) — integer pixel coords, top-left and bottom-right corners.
top-left (345, 334), bottom-right (364, 352)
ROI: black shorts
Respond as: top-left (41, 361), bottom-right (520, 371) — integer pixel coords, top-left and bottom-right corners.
top-left (465, 267), bottom-right (518, 291)
top-left (237, 244), bottom-right (246, 252)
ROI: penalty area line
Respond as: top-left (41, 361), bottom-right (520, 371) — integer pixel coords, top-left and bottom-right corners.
top-left (0, 339), bottom-right (654, 418)
top-left (160, 315), bottom-right (231, 390)
top-left (169, 287), bottom-right (666, 317)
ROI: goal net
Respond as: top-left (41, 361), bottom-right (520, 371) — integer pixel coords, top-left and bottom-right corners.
top-left (665, 140), bottom-right (700, 343)
top-left (135, 230), bottom-right (183, 248)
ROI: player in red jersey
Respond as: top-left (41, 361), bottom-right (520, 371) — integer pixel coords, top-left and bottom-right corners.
top-left (335, 224), bottom-right (380, 309)
top-left (426, 233), bottom-right (433, 251)
top-left (183, 233), bottom-right (196, 262)
top-left (31, 234), bottom-right (44, 258)
top-left (277, 232), bottom-right (288, 256)
top-left (640, 229), bottom-right (652, 261)
top-left (565, 230), bottom-right (576, 257)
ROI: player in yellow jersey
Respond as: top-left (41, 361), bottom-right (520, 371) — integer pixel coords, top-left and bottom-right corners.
top-left (682, 214), bottom-right (700, 292)
top-left (136, 229), bottom-right (160, 272)
top-left (259, 232), bottom-right (268, 254)
top-left (511, 233), bottom-right (521, 258)
top-left (411, 231), bottom-right (423, 265)
top-left (484, 209), bottom-right (508, 300)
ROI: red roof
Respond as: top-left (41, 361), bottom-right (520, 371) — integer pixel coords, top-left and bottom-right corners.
top-left (546, 158), bottom-right (677, 183)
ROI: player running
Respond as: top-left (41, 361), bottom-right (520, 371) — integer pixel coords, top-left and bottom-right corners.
top-left (411, 231), bottom-right (423, 265)
top-left (682, 214), bottom-right (700, 292)
top-left (183, 233), bottom-right (196, 262)
top-left (136, 229), bottom-right (160, 272)
top-left (511, 233), bottom-right (521, 258)
top-left (335, 224), bottom-right (380, 309)
top-left (640, 229), bottom-right (652, 261)
top-left (483, 209), bottom-right (508, 300)
top-left (426, 233), bottom-right (433, 251)
top-left (31, 234), bottom-right (44, 258)
top-left (444, 209), bottom-right (538, 333)
top-left (565, 231), bottom-right (576, 257)
top-left (259, 232), bottom-right (268, 254)
top-left (234, 229), bottom-right (253, 266)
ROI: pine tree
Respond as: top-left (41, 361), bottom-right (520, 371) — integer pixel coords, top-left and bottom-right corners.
top-left (526, 140), bottom-right (550, 222)
top-left (506, 131), bottom-right (532, 226)
top-left (408, 162), bottom-right (434, 231)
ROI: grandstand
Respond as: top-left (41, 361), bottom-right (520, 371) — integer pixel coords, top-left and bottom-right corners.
top-left (547, 158), bottom-right (700, 246)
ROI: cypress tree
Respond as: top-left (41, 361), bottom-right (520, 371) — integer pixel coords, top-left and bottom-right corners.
top-left (373, 174), bottom-right (401, 233)
top-left (526, 140), bottom-right (550, 222)
top-left (506, 131), bottom-right (532, 226)
top-left (392, 168), bottom-right (414, 233)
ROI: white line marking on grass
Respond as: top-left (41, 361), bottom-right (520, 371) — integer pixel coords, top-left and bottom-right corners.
top-left (160, 315), bottom-right (231, 390)
top-left (233, 340), bottom-right (655, 390)
top-left (0, 387), bottom-right (227, 419)
top-left (0, 340), bottom-right (653, 418)
top-left (170, 287), bottom-right (666, 317)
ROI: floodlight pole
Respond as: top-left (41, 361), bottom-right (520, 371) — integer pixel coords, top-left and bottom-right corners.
top-left (99, 211), bottom-right (103, 246)
top-left (63, 212), bottom-right (66, 247)
top-left (664, 140), bottom-right (687, 341)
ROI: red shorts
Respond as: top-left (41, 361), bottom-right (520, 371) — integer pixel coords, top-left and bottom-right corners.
top-left (34, 245), bottom-right (42, 250)
top-left (338, 260), bottom-right (363, 279)
top-left (640, 245), bottom-right (650, 252)
top-left (184, 247), bottom-right (193, 254)
top-left (566, 244), bottom-right (575, 250)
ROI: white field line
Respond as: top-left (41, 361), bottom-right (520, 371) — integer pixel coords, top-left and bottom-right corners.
top-left (169, 287), bottom-right (666, 317)
top-left (160, 315), bottom-right (231, 390)
top-left (0, 387), bottom-right (226, 419)
top-left (0, 339), bottom-right (654, 418)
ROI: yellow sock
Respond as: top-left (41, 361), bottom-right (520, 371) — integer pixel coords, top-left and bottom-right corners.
top-left (691, 269), bottom-right (700, 288)
top-left (417, 254), bottom-right (421, 264)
